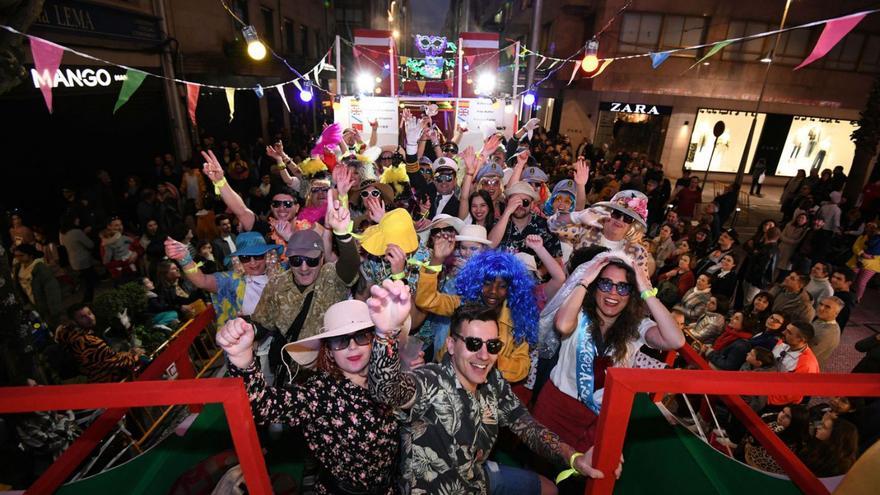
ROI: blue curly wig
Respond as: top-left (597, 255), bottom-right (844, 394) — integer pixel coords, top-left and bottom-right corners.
top-left (454, 250), bottom-right (539, 344)
top-left (543, 191), bottom-right (575, 217)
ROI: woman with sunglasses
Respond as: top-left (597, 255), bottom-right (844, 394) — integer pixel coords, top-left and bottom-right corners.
top-left (218, 300), bottom-right (402, 495)
top-left (534, 250), bottom-right (684, 453)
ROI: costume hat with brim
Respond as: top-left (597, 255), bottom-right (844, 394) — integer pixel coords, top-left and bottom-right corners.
top-left (224, 231), bottom-right (282, 266)
top-left (592, 189), bottom-right (648, 228)
top-left (455, 224), bottom-right (493, 245)
top-left (419, 213), bottom-right (465, 233)
top-left (351, 180), bottom-right (395, 206)
top-left (359, 208), bottom-right (419, 256)
top-left (283, 299), bottom-right (411, 368)
top-left (504, 181), bottom-right (539, 202)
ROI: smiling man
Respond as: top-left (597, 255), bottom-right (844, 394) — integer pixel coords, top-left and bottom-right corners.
top-left (368, 282), bottom-right (616, 495)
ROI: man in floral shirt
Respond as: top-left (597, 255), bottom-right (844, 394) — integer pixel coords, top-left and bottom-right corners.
top-left (367, 280), bottom-right (615, 494)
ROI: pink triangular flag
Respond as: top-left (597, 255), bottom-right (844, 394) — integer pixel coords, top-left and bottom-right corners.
top-left (186, 83), bottom-right (199, 125)
top-left (29, 37), bottom-right (65, 113)
top-left (276, 85), bottom-right (290, 113)
top-left (465, 55), bottom-right (476, 67)
top-left (795, 13), bottom-right (868, 70)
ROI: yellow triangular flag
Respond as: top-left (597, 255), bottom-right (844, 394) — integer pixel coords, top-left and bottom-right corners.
top-left (416, 80), bottom-right (426, 93)
top-left (225, 88), bottom-right (235, 122)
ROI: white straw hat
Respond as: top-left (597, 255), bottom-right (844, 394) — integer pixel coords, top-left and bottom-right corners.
top-left (455, 224), bottom-right (492, 245)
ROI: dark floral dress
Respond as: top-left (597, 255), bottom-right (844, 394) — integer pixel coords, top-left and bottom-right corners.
top-left (228, 361), bottom-right (399, 494)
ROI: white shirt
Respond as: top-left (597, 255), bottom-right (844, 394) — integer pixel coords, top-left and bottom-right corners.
top-left (436, 192), bottom-right (454, 215)
top-left (551, 314), bottom-right (655, 399)
top-left (241, 275), bottom-right (268, 316)
top-left (222, 235), bottom-right (236, 254)
top-left (772, 342), bottom-right (805, 372)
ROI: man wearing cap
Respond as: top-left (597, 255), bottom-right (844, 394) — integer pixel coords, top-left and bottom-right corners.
top-left (251, 198), bottom-right (361, 384)
top-left (548, 190), bottom-right (653, 276)
top-left (408, 154), bottom-right (461, 219)
top-left (489, 182), bottom-right (563, 265)
top-left (165, 231), bottom-right (281, 328)
top-left (368, 281), bottom-right (617, 494)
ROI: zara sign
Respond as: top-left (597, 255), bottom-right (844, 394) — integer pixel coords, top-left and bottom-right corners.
top-left (600, 101), bottom-right (673, 116)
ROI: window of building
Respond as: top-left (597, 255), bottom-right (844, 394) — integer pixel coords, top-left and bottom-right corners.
top-left (300, 24), bottom-right (309, 56)
top-left (618, 13), bottom-right (663, 53)
top-left (233, 0), bottom-right (250, 26)
top-left (773, 28), bottom-right (812, 65)
top-left (659, 15), bottom-right (705, 57)
top-left (336, 0), bottom-right (364, 24)
top-left (859, 35), bottom-right (880, 72)
top-left (723, 20), bottom-right (771, 62)
top-left (261, 7), bottom-right (274, 48)
top-left (284, 19), bottom-right (295, 54)
top-left (821, 32), bottom-right (865, 71)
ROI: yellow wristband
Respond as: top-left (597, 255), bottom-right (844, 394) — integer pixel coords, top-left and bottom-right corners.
top-left (555, 452), bottom-right (584, 485)
top-left (212, 177), bottom-right (227, 195)
top-left (390, 272), bottom-right (406, 281)
top-left (641, 287), bottom-right (658, 300)
top-left (184, 266), bottom-right (199, 274)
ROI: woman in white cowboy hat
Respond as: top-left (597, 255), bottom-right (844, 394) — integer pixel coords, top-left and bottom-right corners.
top-left (218, 299), bottom-right (414, 495)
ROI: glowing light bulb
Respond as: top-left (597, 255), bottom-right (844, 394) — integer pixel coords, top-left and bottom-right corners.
top-left (242, 26), bottom-right (267, 61)
top-left (299, 81), bottom-right (313, 102)
top-left (580, 39), bottom-right (599, 73)
top-left (523, 92), bottom-right (536, 106)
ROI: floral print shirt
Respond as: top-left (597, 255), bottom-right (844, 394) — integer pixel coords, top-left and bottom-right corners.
top-left (228, 360), bottom-right (399, 494)
top-left (369, 339), bottom-right (568, 494)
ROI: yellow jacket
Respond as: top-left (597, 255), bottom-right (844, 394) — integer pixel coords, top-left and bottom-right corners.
top-left (415, 267), bottom-right (531, 382)
top-left (849, 234), bottom-right (880, 272)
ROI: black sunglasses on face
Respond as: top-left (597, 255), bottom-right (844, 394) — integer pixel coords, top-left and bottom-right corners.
top-left (520, 199), bottom-right (531, 208)
top-left (327, 329), bottom-right (374, 351)
top-left (436, 173), bottom-right (455, 183)
top-left (596, 277), bottom-right (634, 296)
top-left (238, 253), bottom-right (266, 263)
top-left (360, 189), bottom-right (382, 199)
top-left (419, 168), bottom-right (434, 176)
top-left (311, 187), bottom-right (330, 194)
top-left (290, 255), bottom-right (321, 267)
top-left (379, 155), bottom-right (393, 161)
top-left (610, 210), bottom-right (635, 224)
top-left (272, 200), bottom-right (295, 208)
top-left (452, 332), bottom-right (503, 354)
top-left (431, 226), bottom-right (456, 237)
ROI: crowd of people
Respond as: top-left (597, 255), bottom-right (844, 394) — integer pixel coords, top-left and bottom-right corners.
top-left (1, 108), bottom-right (879, 493)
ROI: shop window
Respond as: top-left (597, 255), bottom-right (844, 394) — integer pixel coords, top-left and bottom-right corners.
top-left (261, 7), bottom-right (274, 48)
top-left (723, 20), bottom-right (770, 62)
top-left (659, 15), bottom-right (706, 57)
top-left (619, 12), bottom-right (662, 53)
top-left (858, 35), bottom-right (880, 72)
top-left (821, 32), bottom-right (865, 71)
top-left (300, 25), bottom-right (309, 56)
top-left (773, 29), bottom-right (812, 65)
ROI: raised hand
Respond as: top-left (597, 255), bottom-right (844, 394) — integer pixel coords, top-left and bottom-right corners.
top-left (271, 217), bottom-right (293, 241)
top-left (164, 237), bottom-right (189, 261)
top-left (505, 196), bottom-right (525, 214)
top-left (523, 117), bottom-right (540, 132)
top-left (403, 112), bottom-right (422, 148)
top-left (515, 149), bottom-right (530, 168)
top-left (574, 157), bottom-right (590, 186)
top-left (431, 236), bottom-right (456, 264)
top-left (481, 134), bottom-right (502, 157)
top-left (265, 143), bottom-right (284, 163)
top-left (524, 234), bottom-right (545, 253)
top-left (201, 150), bottom-right (225, 182)
top-left (462, 146), bottom-right (478, 176)
top-left (578, 251), bottom-right (622, 286)
top-left (370, 118), bottom-right (379, 131)
top-left (385, 244), bottom-right (406, 276)
top-left (326, 196), bottom-right (352, 234)
top-left (216, 318), bottom-right (255, 369)
top-left (366, 279), bottom-right (412, 336)
top-left (332, 164), bottom-right (354, 197)
top-left (365, 195), bottom-right (386, 224)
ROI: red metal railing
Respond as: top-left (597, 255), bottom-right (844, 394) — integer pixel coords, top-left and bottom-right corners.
top-left (0, 379), bottom-right (271, 495)
top-left (586, 347), bottom-right (880, 495)
top-left (8, 308), bottom-right (222, 494)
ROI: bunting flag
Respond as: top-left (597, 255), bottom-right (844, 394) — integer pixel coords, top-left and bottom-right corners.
top-left (587, 59), bottom-right (613, 78)
top-left (689, 40), bottom-right (733, 69)
top-left (113, 69), bottom-right (146, 114)
top-left (415, 80), bottom-right (426, 93)
top-left (548, 60), bottom-right (559, 70)
top-left (536, 56), bottom-right (547, 70)
top-left (254, 83), bottom-right (264, 98)
top-left (276, 85), bottom-right (290, 113)
top-left (567, 61), bottom-right (579, 86)
top-left (506, 44), bottom-right (517, 58)
top-left (292, 79), bottom-right (302, 92)
top-left (795, 12), bottom-right (868, 70)
top-left (465, 55), bottom-right (476, 67)
top-left (400, 56), bottom-right (409, 64)
top-left (352, 46), bottom-right (360, 59)
top-left (185, 83), bottom-right (199, 125)
top-left (225, 87), bottom-right (235, 122)
top-left (650, 51), bottom-right (671, 69)
top-left (29, 37), bottom-right (65, 113)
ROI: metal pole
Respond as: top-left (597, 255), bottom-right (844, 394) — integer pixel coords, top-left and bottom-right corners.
top-left (153, 0), bottom-right (192, 162)
top-left (335, 35), bottom-right (342, 95)
top-left (512, 40), bottom-right (521, 96)
top-left (457, 36), bottom-right (463, 98)
top-left (461, 0), bottom-right (470, 32)
top-left (702, 136), bottom-right (719, 190)
top-left (389, 37), bottom-right (396, 97)
top-left (525, 0), bottom-right (543, 93)
top-left (732, 0), bottom-right (792, 190)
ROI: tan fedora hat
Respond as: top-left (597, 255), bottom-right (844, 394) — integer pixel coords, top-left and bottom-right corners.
top-left (455, 224), bottom-right (492, 245)
top-left (282, 299), bottom-right (411, 368)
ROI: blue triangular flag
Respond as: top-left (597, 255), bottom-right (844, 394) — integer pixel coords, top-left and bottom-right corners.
top-left (254, 83), bottom-right (264, 98)
top-left (650, 52), bottom-right (670, 69)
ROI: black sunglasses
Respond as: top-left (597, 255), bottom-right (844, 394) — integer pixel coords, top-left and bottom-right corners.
top-left (272, 200), bottom-right (295, 208)
top-left (431, 226), bottom-right (456, 237)
top-left (326, 329), bottom-right (374, 351)
top-left (310, 187), bottom-right (330, 194)
top-left (436, 173), bottom-right (455, 183)
top-left (379, 155), bottom-right (393, 161)
top-left (596, 277), bottom-right (634, 296)
top-left (610, 210), bottom-right (635, 224)
top-left (520, 199), bottom-right (531, 208)
top-left (452, 332), bottom-right (503, 354)
top-left (238, 253), bottom-right (266, 263)
top-left (419, 168), bottom-right (434, 176)
top-left (360, 189), bottom-right (382, 199)
top-left (290, 255), bottom-right (321, 267)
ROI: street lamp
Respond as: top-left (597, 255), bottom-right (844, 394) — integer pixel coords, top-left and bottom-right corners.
top-left (475, 72), bottom-right (496, 96)
top-left (242, 25), bottom-right (267, 61)
top-left (356, 73), bottom-right (374, 94)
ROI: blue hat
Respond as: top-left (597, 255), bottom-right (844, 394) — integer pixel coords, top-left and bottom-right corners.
top-left (521, 166), bottom-right (548, 184)
top-left (225, 231), bottom-right (282, 266)
top-left (551, 179), bottom-right (577, 197)
top-left (475, 162), bottom-right (504, 182)
top-left (418, 156), bottom-right (433, 166)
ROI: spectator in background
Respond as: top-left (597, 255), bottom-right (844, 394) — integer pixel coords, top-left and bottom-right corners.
top-left (812, 296), bottom-right (843, 370)
top-left (673, 176), bottom-right (702, 220)
top-left (12, 244), bottom-right (62, 328)
top-left (806, 262), bottom-right (834, 310)
top-left (831, 266), bottom-right (856, 331)
top-left (58, 214), bottom-right (97, 303)
top-left (769, 272), bottom-right (816, 323)
top-left (8, 210), bottom-right (35, 246)
top-left (211, 214), bottom-right (237, 267)
top-left (749, 159), bottom-right (767, 197)
top-left (54, 304), bottom-right (144, 383)
top-left (767, 321), bottom-right (819, 409)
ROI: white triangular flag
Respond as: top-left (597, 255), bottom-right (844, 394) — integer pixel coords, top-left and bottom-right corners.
top-left (276, 84), bottom-right (290, 112)
top-left (225, 88), bottom-right (235, 122)
top-left (292, 79), bottom-right (302, 92)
